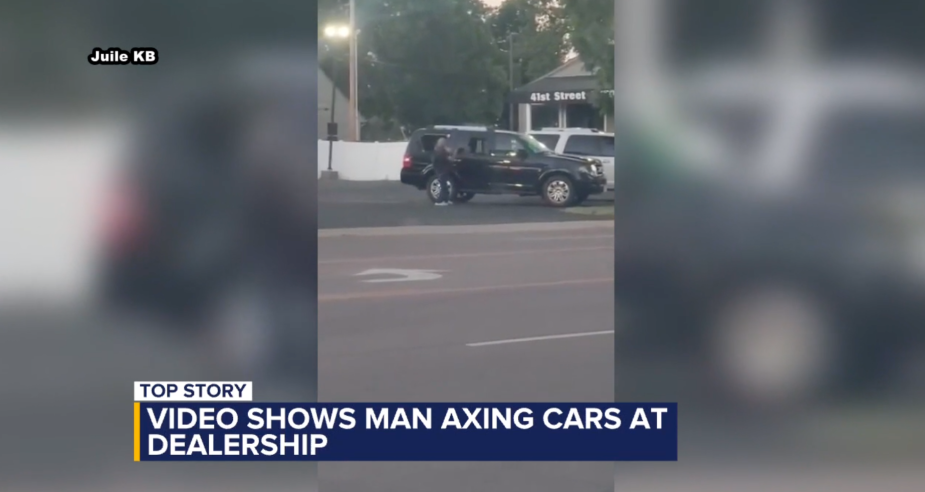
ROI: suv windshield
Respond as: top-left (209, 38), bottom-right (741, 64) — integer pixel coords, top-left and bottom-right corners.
top-left (531, 134), bottom-right (560, 149)
top-left (519, 134), bottom-right (551, 153)
top-left (493, 132), bottom-right (551, 155)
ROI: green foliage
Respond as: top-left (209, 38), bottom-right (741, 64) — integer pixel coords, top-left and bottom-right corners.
top-left (489, 0), bottom-right (571, 86)
top-left (358, 0), bottom-right (508, 130)
top-left (561, 0), bottom-right (614, 113)
top-left (329, 0), bottom-right (613, 131)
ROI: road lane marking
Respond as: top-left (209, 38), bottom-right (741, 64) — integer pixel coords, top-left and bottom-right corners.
top-left (319, 246), bottom-right (612, 265)
top-left (318, 277), bottom-right (613, 302)
top-left (514, 234), bottom-right (613, 241)
top-left (355, 268), bottom-right (445, 283)
top-left (466, 330), bottom-right (615, 347)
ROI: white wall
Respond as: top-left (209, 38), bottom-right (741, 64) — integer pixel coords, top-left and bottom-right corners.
top-left (0, 120), bottom-right (122, 305)
top-left (0, 127), bottom-right (407, 305)
top-left (318, 140), bottom-right (407, 181)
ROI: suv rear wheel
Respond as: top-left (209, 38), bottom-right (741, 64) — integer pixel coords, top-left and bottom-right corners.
top-left (454, 192), bottom-right (475, 203)
top-left (426, 174), bottom-right (454, 203)
top-left (541, 175), bottom-right (576, 207)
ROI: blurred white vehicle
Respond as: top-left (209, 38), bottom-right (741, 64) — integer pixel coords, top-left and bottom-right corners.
top-left (529, 128), bottom-right (615, 190)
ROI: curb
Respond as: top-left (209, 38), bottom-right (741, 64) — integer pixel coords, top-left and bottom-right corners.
top-left (561, 205), bottom-right (615, 217)
top-left (318, 220), bottom-right (614, 238)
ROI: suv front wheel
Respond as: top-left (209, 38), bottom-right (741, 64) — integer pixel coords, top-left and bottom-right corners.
top-left (541, 175), bottom-right (577, 207)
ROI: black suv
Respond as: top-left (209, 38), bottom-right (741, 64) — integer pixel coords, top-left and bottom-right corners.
top-left (614, 70), bottom-right (925, 412)
top-left (400, 125), bottom-right (607, 207)
top-left (100, 54), bottom-right (318, 384)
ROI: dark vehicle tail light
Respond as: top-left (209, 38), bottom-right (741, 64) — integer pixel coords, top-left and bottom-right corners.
top-left (402, 154), bottom-right (412, 169)
top-left (100, 174), bottom-right (148, 255)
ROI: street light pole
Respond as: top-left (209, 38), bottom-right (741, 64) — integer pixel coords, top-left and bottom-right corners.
top-left (348, 0), bottom-right (359, 141)
top-left (327, 57), bottom-right (337, 171)
top-left (322, 24), bottom-right (351, 179)
top-left (508, 32), bottom-right (516, 131)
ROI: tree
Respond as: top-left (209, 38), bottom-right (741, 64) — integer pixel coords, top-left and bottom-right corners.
top-left (357, 0), bottom-right (508, 130)
top-left (488, 0), bottom-right (571, 88)
top-left (561, 0), bottom-right (614, 113)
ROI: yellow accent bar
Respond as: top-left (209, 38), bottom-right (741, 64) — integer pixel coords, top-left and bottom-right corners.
top-left (134, 402), bottom-right (141, 461)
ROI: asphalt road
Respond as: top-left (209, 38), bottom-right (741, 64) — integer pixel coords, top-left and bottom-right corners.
top-left (318, 222), bottom-right (615, 492)
top-left (2, 304), bottom-right (922, 492)
top-left (319, 180), bottom-right (614, 229)
top-left (4, 215), bottom-right (923, 491)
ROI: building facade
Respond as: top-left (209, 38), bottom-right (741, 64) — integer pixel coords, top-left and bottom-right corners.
top-left (509, 57), bottom-right (613, 133)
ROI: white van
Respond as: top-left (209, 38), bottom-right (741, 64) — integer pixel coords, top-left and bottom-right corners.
top-left (529, 128), bottom-right (615, 190)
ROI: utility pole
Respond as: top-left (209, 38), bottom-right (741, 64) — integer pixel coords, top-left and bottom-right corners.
top-left (321, 22), bottom-right (351, 179)
top-left (348, 0), bottom-right (359, 141)
top-left (327, 58), bottom-right (337, 171)
top-left (508, 32), bottom-right (516, 131)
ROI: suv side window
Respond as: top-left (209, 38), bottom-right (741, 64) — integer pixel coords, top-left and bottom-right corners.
top-left (467, 136), bottom-right (488, 154)
top-left (491, 133), bottom-right (528, 156)
top-left (419, 134), bottom-right (446, 153)
top-left (562, 135), bottom-right (604, 156)
top-left (447, 131), bottom-right (488, 155)
top-left (532, 134), bottom-right (561, 150)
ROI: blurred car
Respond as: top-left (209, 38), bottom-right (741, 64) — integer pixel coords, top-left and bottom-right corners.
top-left (400, 125), bottom-right (607, 207)
top-left (99, 54), bottom-right (317, 379)
top-left (529, 128), bottom-right (616, 190)
top-left (614, 63), bottom-right (925, 412)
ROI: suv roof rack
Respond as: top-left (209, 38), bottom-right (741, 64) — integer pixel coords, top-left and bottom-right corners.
top-left (431, 125), bottom-right (491, 131)
top-left (536, 127), bottom-right (603, 133)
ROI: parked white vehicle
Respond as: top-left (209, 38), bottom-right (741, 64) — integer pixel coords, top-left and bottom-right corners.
top-left (529, 128), bottom-right (615, 190)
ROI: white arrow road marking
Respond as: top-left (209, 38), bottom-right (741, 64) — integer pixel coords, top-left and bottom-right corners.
top-left (354, 268), bottom-right (446, 283)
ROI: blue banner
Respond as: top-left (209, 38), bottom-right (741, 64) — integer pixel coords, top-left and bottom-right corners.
top-left (134, 403), bottom-right (677, 461)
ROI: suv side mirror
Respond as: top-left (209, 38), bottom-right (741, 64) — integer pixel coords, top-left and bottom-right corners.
top-left (456, 147), bottom-right (466, 156)
top-left (515, 149), bottom-right (529, 160)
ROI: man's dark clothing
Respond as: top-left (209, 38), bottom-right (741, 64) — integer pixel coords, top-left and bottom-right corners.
top-left (432, 146), bottom-right (454, 203)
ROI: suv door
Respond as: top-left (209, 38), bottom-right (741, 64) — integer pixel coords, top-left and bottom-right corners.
top-left (490, 132), bottom-right (544, 190)
top-left (450, 131), bottom-right (493, 191)
top-left (411, 131), bottom-right (449, 171)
